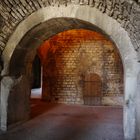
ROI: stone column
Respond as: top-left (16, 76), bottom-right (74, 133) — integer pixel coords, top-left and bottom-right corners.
top-left (136, 71), bottom-right (140, 140)
top-left (124, 74), bottom-right (138, 140)
top-left (0, 76), bottom-right (14, 131)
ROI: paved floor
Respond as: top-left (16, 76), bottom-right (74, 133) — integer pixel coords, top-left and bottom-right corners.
top-left (0, 100), bottom-right (124, 140)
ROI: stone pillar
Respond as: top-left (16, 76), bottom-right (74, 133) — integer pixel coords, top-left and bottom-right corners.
top-left (0, 76), bottom-right (14, 131)
top-left (136, 71), bottom-right (140, 140)
top-left (124, 75), bottom-right (137, 140)
top-left (0, 75), bottom-right (31, 131)
top-left (7, 75), bottom-right (31, 125)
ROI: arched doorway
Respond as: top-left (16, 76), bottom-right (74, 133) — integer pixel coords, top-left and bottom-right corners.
top-left (6, 26), bottom-right (124, 124)
top-left (1, 16), bottom-right (139, 139)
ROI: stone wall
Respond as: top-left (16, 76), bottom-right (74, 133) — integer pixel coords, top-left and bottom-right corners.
top-left (38, 29), bottom-right (123, 105)
top-left (0, 14), bottom-right (138, 139)
top-left (0, 0), bottom-right (140, 59)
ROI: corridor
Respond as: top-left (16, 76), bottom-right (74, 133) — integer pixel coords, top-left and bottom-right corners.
top-left (0, 100), bottom-right (124, 140)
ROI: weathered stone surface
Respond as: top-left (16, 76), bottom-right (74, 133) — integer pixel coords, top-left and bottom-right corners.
top-left (0, 76), bottom-right (15, 131)
top-left (7, 75), bottom-right (31, 125)
top-left (0, 3), bottom-right (139, 140)
top-left (136, 72), bottom-right (140, 140)
top-left (0, 0), bottom-right (139, 57)
top-left (0, 15), bottom-right (4, 29)
top-left (0, 56), bottom-right (3, 73)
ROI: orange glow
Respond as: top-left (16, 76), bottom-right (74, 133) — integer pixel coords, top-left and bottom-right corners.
top-left (37, 29), bottom-right (123, 102)
top-left (37, 29), bottom-right (111, 64)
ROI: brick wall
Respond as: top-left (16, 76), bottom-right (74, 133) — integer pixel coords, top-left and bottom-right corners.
top-left (38, 29), bottom-right (123, 105)
top-left (0, 0), bottom-right (139, 55)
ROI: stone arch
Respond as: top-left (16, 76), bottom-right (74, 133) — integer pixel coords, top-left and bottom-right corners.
top-left (0, 1), bottom-right (139, 54)
top-left (0, 6), bottom-right (139, 140)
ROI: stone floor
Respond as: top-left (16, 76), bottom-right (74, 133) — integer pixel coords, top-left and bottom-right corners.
top-left (0, 100), bottom-right (124, 140)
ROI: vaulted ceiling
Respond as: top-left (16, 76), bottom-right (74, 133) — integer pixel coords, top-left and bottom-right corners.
top-left (0, 0), bottom-right (140, 73)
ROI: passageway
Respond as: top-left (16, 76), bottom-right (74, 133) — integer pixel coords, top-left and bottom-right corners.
top-left (2, 29), bottom-right (124, 140)
top-left (0, 101), bottom-right (124, 140)
top-left (0, 2), bottom-right (139, 139)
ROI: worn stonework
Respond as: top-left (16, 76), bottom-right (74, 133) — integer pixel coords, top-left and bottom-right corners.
top-left (0, 10), bottom-right (139, 140)
top-left (0, 0), bottom-right (139, 59)
top-left (38, 29), bottom-right (123, 105)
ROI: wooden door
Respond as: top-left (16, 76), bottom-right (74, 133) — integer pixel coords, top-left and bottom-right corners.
top-left (83, 73), bottom-right (102, 105)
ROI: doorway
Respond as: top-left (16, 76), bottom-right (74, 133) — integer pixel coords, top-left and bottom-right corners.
top-left (31, 55), bottom-right (42, 99)
top-left (83, 73), bottom-right (102, 105)
top-left (6, 28), bottom-right (124, 139)
top-left (3, 17), bottom-right (137, 140)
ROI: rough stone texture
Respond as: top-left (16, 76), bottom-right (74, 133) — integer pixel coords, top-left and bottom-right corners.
top-left (7, 75), bottom-right (31, 125)
top-left (0, 15), bottom-right (139, 140)
top-left (8, 18), bottom-right (110, 77)
top-left (38, 29), bottom-right (123, 105)
top-left (0, 76), bottom-right (15, 131)
top-left (136, 72), bottom-right (140, 140)
top-left (0, 0), bottom-right (139, 61)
